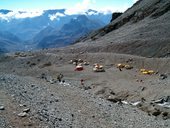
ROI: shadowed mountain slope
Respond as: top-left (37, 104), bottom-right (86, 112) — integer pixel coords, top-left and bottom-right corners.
top-left (36, 15), bottom-right (104, 48)
top-left (0, 31), bottom-right (23, 53)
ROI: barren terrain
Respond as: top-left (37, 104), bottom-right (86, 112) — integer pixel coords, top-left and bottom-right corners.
top-left (1, 0), bottom-right (170, 127)
top-left (0, 51), bottom-right (170, 127)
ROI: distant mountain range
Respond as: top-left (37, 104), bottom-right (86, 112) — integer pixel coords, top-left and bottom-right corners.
top-left (0, 9), bottom-right (112, 53)
top-left (0, 30), bottom-right (23, 53)
top-left (36, 15), bottom-right (105, 48)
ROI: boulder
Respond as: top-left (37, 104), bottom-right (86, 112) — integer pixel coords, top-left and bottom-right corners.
top-left (0, 105), bottom-right (5, 110)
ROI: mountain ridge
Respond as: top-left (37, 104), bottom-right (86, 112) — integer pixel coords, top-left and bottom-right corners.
top-left (36, 15), bottom-right (104, 48)
top-left (67, 0), bottom-right (170, 57)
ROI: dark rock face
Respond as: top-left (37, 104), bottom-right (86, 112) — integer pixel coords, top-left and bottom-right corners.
top-left (110, 12), bottom-right (122, 22)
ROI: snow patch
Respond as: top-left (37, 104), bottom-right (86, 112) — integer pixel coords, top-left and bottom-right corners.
top-left (48, 12), bottom-right (65, 21)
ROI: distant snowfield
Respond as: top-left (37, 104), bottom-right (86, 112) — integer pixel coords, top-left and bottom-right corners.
top-left (0, 10), bottom-right (44, 21)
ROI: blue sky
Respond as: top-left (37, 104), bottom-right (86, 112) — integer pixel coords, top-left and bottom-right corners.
top-left (0, 0), bottom-right (138, 12)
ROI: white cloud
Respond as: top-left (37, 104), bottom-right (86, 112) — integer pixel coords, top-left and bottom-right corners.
top-left (0, 9), bottom-right (43, 21)
top-left (64, 0), bottom-right (129, 15)
top-left (133, 0), bottom-right (139, 3)
top-left (87, 11), bottom-right (97, 15)
top-left (48, 12), bottom-right (65, 21)
top-left (65, 0), bottom-right (96, 15)
top-left (98, 4), bottom-right (130, 14)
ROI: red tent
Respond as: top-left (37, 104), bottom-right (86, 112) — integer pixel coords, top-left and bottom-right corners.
top-left (75, 65), bottom-right (84, 71)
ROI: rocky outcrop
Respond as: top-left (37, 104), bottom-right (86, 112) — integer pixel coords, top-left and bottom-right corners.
top-left (110, 12), bottom-right (122, 22)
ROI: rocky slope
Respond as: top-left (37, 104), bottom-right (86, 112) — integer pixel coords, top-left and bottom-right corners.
top-left (69, 0), bottom-right (170, 57)
top-left (0, 51), bottom-right (170, 127)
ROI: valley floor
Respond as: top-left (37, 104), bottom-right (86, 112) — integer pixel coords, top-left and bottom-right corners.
top-left (0, 52), bottom-right (170, 127)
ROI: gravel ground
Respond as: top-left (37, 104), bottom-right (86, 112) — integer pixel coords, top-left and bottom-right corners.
top-left (0, 117), bottom-right (9, 128)
top-left (0, 73), bottom-right (170, 128)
